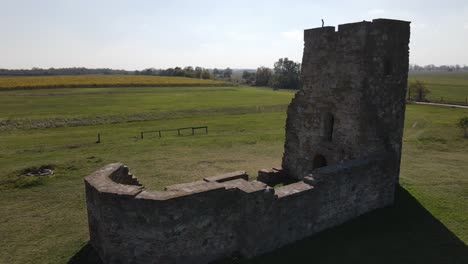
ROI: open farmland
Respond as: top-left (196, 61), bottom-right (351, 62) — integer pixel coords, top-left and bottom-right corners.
top-left (0, 85), bottom-right (467, 263)
top-left (0, 75), bottom-right (226, 90)
top-left (409, 72), bottom-right (468, 104)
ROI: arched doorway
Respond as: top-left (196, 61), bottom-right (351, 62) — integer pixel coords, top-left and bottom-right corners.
top-left (313, 154), bottom-right (327, 169)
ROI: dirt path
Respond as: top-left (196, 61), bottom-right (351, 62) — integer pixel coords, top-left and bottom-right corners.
top-left (413, 102), bottom-right (468, 109)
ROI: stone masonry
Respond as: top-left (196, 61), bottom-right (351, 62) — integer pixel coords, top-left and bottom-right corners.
top-left (84, 19), bottom-right (410, 264)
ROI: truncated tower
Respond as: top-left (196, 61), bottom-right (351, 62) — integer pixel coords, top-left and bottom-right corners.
top-left (84, 19), bottom-right (410, 264)
top-left (283, 19), bottom-right (410, 184)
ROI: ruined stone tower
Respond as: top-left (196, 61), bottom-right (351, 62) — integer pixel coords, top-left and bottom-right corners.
top-left (84, 19), bottom-right (410, 264)
top-left (283, 19), bottom-right (410, 182)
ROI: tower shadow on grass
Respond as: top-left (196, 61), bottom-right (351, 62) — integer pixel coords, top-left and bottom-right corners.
top-left (68, 242), bottom-right (102, 264)
top-left (69, 186), bottom-right (468, 264)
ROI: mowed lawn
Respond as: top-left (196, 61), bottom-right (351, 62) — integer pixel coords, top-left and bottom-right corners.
top-left (0, 86), bottom-right (467, 263)
top-left (409, 72), bottom-right (468, 103)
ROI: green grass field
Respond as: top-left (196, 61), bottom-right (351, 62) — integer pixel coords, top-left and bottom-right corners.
top-left (409, 72), bottom-right (468, 104)
top-left (0, 79), bottom-right (467, 263)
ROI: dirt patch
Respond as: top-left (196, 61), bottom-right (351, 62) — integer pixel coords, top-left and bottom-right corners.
top-left (22, 165), bottom-right (54, 176)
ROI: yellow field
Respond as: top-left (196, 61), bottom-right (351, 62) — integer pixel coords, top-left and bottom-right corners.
top-left (0, 75), bottom-right (226, 89)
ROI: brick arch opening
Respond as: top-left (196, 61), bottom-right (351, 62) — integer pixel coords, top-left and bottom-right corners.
top-left (313, 154), bottom-right (327, 169)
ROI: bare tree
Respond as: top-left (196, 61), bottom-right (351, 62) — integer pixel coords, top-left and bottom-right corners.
top-left (458, 116), bottom-right (468, 138)
top-left (408, 80), bottom-right (430, 101)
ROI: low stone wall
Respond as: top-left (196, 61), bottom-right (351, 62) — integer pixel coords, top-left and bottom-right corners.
top-left (85, 154), bottom-right (395, 263)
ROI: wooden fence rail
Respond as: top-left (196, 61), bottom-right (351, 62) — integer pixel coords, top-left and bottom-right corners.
top-left (140, 126), bottom-right (208, 139)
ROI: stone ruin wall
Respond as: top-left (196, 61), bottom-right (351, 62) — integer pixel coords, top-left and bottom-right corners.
top-left (84, 19), bottom-right (410, 264)
top-left (85, 158), bottom-right (394, 264)
top-left (283, 19), bottom-right (410, 181)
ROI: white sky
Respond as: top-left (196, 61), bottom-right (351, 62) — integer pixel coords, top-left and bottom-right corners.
top-left (1, 0), bottom-right (467, 70)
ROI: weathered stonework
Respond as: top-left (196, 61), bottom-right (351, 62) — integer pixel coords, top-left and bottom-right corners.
top-left (84, 19), bottom-right (410, 264)
top-left (283, 19), bottom-right (410, 182)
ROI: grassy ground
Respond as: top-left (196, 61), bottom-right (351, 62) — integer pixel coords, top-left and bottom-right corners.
top-left (0, 87), bottom-right (290, 121)
top-left (0, 86), bottom-right (467, 263)
top-left (409, 72), bottom-right (468, 104)
top-left (0, 75), bottom-right (226, 90)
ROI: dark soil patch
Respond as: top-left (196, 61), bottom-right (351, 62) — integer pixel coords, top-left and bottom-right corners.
top-left (22, 165), bottom-right (55, 176)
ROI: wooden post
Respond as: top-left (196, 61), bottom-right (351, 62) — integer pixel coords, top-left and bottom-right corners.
top-left (141, 132), bottom-right (144, 139)
top-left (205, 126), bottom-right (208, 134)
top-left (192, 127), bottom-right (194, 136)
top-left (96, 133), bottom-right (101, 143)
top-left (158, 131), bottom-right (161, 138)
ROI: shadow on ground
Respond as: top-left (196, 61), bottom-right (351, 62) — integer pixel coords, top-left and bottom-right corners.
top-left (68, 243), bottom-right (102, 264)
top-left (69, 186), bottom-right (468, 264)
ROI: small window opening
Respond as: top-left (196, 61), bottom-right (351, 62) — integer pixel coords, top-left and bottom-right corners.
top-left (313, 154), bottom-right (327, 169)
top-left (323, 113), bottom-right (334, 141)
top-left (384, 59), bottom-right (392, 76)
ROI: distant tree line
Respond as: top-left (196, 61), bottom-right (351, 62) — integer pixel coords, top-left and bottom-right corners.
top-left (409, 64), bottom-right (468, 72)
top-left (240, 58), bottom-right (301, 89)
top-left (137, 67), bottom-right (233, 80)
top-left (0, 67), bottom-right (133, 76)
top-left (0, 66), bottom-right (234, 81)
top-left (241, 61), bottom-right (468, 89)
top-left (5, 62), bottom-right (465, 82)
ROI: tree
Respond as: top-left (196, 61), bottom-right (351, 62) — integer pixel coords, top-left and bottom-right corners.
top-left (271, 58), bottom-right (301, 89)
top-left (212, 68), bottom-right (222, 78)
top-left (173, 67), bottom-right (184, 77)
top-left (201, 69), bottom-right (211, 79)
top-left (458, 116), bottom-right (468, 138)
top-left (242, 70), bottom-right (256, 85)
top-left (194, 67), bottom-right (203, 79)
top-left (255, 67), bottom-right (273, 86)
top-left (183, 66), bottom-right (194, 78)
top-left (159, 67), bottom-right (175, 76)
top-left (223, 68), bottom-right (233, 80)
top-left (408, 80), bottom-right (430, 101)
top-left (142, 68), bottom-right (158, 75)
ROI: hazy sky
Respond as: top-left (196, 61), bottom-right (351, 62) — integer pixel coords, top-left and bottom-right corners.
top-left (1, 0), bottom-right (467, 70)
